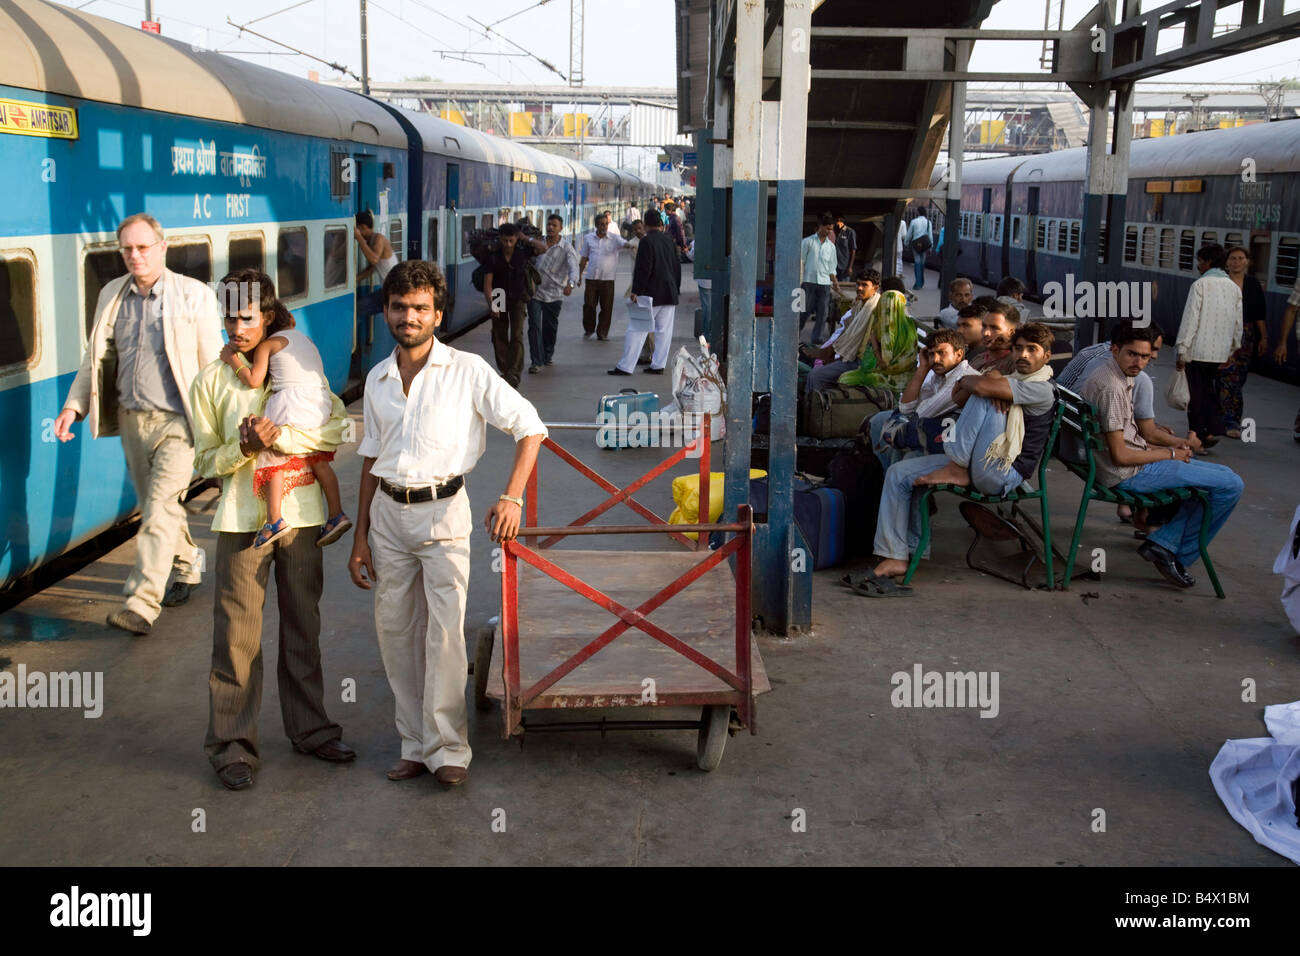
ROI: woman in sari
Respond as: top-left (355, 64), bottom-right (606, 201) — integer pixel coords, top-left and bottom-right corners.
top-left (837, 289), bottom-right (919, 392)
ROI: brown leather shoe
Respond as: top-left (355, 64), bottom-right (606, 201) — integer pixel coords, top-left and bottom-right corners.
top-left (312, 738), bottom-right (356, 762)
top-left (434, 765), bottom-right (469, 786)
top-left (217, 761), bottom-right (253, 791)
top-left (386, 759), bottom-right (428, 781)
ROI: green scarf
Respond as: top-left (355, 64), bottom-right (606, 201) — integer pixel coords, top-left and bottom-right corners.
top-left (837, 291), bottom-right (918, 392)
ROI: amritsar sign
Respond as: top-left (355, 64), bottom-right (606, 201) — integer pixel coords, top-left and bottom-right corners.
top-left (0, 97), bottom-right (78, 139)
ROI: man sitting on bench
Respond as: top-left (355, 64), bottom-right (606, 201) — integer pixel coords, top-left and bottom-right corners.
top-left (1080, 323), bottom-right (1244, 589)
top-left (868, 328), bottom-right (974, 470)
top-left (859, 323), bottom-right (1058, 594)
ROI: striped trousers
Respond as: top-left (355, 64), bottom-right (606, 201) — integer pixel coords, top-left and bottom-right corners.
top-left (205, 528), bottom-right (342, 771)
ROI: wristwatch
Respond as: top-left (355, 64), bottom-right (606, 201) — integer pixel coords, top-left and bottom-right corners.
top-left (499, 494), bottom-right (524, 507)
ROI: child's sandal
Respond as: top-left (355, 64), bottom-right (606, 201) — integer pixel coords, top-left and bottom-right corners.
top-left (254, 518), bottom-right (291, 549)
top-left (316, 513), bottom-right (353, 548)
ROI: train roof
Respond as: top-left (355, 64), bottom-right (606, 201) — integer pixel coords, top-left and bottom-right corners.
top-left (959, 118), bottom-right (1300, 184)
top-left (397, 107), bottom-right (579, 176)
top-left (0, 0), bottom-right (407, 148)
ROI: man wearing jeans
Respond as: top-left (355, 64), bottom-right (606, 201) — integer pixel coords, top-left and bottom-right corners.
top-left (861, 324), bottom-right (1058, 593)
top-left (799, 215), bottom-right (840, 343)
top-left (526, 214), bottom-right (578, 373)
top-left (1083, 324), bottom-right (1243, 589)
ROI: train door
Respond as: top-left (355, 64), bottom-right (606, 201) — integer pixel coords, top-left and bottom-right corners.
top-left (980, 188), bottom-right (993, 280)
top-left (350, 154), bottom-right (381, 375)
top-left (1002, 173), bottom-right (1016, 279)
top-left (1025, 186), bottom-right (1040, 293)
top-left (444, 162), bottom-right (460, 306)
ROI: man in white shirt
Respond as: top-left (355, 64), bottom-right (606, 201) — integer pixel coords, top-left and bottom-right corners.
top-left (937, 278), bottom-right (973, 329)
top-left (803, 270), bottom-right (879, 391)
top-left (527, 213), bottom-right (579, 373)
top-left (905, 211), bottom-right (934, 290)
top-left (799, 215), bottom-right (841, 344)
top-left (1177, 244), bottom-right (1242, 447)
top-left (578, 213), bottom-right (629, 340)
top-left (868, 327), bottom-right (974, 469)
top-left (349, 260), bottom-right (547, 787)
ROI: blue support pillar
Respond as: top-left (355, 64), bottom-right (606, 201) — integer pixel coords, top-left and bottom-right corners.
top-left (693, 127), bottom-right (727, 346)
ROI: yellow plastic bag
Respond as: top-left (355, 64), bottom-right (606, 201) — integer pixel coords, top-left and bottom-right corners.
top-left (668, 469), bottom-right (766, 540)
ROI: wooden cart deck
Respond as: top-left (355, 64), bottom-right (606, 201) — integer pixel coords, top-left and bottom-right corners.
top-left (485, 549), bottom-right (770, 707)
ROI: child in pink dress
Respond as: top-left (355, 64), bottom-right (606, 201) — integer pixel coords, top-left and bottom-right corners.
top-left (221, 321), bottom-right (352, 548)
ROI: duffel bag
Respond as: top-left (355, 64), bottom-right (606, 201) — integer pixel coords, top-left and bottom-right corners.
top-left (802, 384), bottom-right (894, 439)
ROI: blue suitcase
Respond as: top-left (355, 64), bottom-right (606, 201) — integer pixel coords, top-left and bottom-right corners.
top-left (749, 477), bottom-right (846, 569)
top-left (597, 388), bottom-right (659, 449)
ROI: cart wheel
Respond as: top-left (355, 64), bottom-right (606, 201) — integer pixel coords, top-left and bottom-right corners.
top-left (474, 626), bottom-right (494, 712)
top-left (695, 705), bottom-right (730, 772)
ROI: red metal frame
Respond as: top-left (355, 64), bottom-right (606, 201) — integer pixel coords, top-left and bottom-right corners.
top-left (500, 415), bottom-right (754, 740)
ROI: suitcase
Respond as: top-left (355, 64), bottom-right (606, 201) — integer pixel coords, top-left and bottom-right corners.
top-left (749, 477), bottom-right (846, 570)
top-left (596, 388), bottom-right (659, 449)
top-left (802, 384), bottom-right (893, 438)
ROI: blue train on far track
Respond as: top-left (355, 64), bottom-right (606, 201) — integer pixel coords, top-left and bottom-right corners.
top-left (0, 0), bottom-right (652, 592)
top-left (911, 118), bottom-right (1300, 380)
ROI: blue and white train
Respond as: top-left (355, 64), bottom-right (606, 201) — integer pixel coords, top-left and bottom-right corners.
top-left (0, 0), bottom-right (652, 591)
top-left (911, 118), bottom-right (1300, 379)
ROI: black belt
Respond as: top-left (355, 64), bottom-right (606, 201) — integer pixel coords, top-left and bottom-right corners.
top-left (378, 475), bottom-right (463, 504)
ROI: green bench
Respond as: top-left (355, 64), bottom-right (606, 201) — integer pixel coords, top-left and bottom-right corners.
top-left (901, 393), bottom-right (1065, 588)
top-left (1052, 385), bottom-right (1225, 599)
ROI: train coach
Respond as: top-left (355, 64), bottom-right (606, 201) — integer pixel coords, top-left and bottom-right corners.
top-left (911, 119), bottom-right (1300, 380)
top-left (0, 0), bottom-right (653, 592)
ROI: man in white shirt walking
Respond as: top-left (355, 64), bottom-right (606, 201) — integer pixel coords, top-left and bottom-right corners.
top-left (527, 213), bottom-right (579, 373)
top-left (799, 215), bottom-right (841, 344)
top-left (349, 260), bottom-right (547, 786)
top-left (1177, 244), bottom-right (1242, 447)
top-left (578, 213), bottom-right (628, 340)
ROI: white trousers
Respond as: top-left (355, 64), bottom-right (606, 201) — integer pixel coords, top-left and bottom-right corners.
top-left (369, 486), bottom-right (472, 770)
top-left (616, 302), bottom-right (676, 372)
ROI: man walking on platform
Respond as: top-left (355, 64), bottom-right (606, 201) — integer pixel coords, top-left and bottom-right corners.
top-left (799, 215), bottom-right (840, 344)
top-left (349, 260), bottom-right (546, 786)
top-left (1177, 244), bottom-right (1242, 448)
top-left (53, 213), bottom-right (222, 635)
top-left (190, 270), bottom-right (355, 791)
top-left (482, 223), bottom-right (543, 389)
top-left (527, 214), bottom-right (579, 373)
top-left (905, 210), bottom-right (934, 291)
top-left (609, 210), bottom-right (681, 376)
top-left (578, 213), bottom-right (628, 340)
top-left (834, 213), bottom-right (857, 281)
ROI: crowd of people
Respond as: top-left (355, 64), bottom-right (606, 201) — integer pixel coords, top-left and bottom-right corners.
top-left (794, 230), bottom-right (1248, 598)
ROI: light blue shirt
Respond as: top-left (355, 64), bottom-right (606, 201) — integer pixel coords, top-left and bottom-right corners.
top-left (905, 215), bottom-right (933, 245)
top-left (800, 233), bottom-right (837, 285)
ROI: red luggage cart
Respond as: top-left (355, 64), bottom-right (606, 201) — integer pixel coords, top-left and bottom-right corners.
top-left (475, 414), bottom-right (770, 771)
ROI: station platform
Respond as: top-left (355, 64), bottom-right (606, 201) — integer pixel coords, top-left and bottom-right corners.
top-left (1, 258), bottom-right (1296, 866)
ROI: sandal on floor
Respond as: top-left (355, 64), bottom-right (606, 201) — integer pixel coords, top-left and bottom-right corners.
top-left (839, 572), bottom-right (861, 590)
top-left (853, 570), bottom-right (914, 598)
top-left (254, 518), bottom-right (291, 549)
top-left (317, 513), bottom-right (353, 548)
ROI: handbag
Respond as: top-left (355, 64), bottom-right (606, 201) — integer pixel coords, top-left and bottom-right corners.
top-left (1165, 368), bottom-right (1190, 411)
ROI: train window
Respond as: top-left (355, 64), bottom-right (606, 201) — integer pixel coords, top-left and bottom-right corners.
top-left (1068, 221), bottom-right (1081, 256)
top-left (1224, 232), bottom-right (1243, 250)
top-left (1012, 216), bottom-right (1023, 247)
top-left (1158, 228), bottom-right (1174, 269)
top-left (1275, 236), bottom-right (1300, 291)
top-left (323, 226), bottom-right (348, 290)
top-left (973, 215), bottom-right (982, 241)
top-left (277, 227), bottom-right (308, 300)
top-left (428, 218), bottom-right (439, 265)
top-left (1097, 222), bottom-right (1108, 264)
top-left (83, 247), bottom-right (128, 337)
top-left (481, 213), bottom-right (493, 231)
top-left (388, 219), bottom-right (404, 261)
top-left (993, 216), bottom-right (1004, 244)
top-left (1178, 230), bottom-right (1196, 271)
top-left (1036, 219), bottom-right (1047, 251)
top-left (498, 207), bottom-right (511, 225)
top-left (228, 235), bottom-right (264, 274)
top-left (1056, 221), bottom-right (1069, 254)
top-left (462, 216), bottom-right (476, 258)
top-left (0, 253), bottom-right (37, 369)
top-left (165, 237), bottom-right (212, 283)
top-left (1139, 227), bottom-right (1155, 266)
top-left (1200, 229), bottom-right (1218, 249)
top-left (329, 151), bottom-right (351, 200)
top-left (1123, 225), bottom-right (1138, 263)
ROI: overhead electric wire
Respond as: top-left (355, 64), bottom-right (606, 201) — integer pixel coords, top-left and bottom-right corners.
top-left (226, 15), bottom-right (363, 83)
top-left (485, 0), bottom-right (555, 31)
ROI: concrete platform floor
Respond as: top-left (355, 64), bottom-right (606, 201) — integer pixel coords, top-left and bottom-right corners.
top-left (2, 259), bottom-right (1297, 866)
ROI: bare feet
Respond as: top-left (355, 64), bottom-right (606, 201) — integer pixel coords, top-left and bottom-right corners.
top-left (914, 461), bottom-right (970, 487)
top-left (872, 558), bottom-right (910, 578)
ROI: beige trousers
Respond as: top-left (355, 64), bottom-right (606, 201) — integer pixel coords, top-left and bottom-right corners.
top-left (370, 486), bottom-right (473, 770)
top-left (117, 408), bottom-right (200, 623)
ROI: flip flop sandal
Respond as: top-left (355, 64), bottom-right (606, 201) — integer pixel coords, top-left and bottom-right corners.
top-left (854, 570), bottom-right (914, 598)
top-left (839, 572), bottom-right (861, 590)
top-left (254, 518), bottom-right (291, 549)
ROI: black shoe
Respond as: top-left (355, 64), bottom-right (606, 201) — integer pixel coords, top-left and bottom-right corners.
top-left (597, 335), bottom-right (609, 341)
top-left (644, 367), bottom-right (664, 374)
top-left (106, 608), bottom-right (151, 634)
top-left (1137, 541), bottom-right (1195, 588)
top-left (217, 761), bottom-right (253, 791)
top-left (161, 580), bottom-right (197, 607)
top-left (608, 367), bottom-right (632, 375)
top-left (528, 364), bottom-right (540, 374)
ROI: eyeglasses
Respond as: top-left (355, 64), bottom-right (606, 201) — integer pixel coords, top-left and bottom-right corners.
top-left (119, 241), bottom-right (161, 256)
